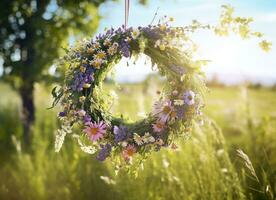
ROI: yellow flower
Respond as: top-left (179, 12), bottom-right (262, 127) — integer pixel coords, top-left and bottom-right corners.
top-left (259, 40), bottom-right (272, 52)
top-left (160, 24), bottom-right (167, 31)
top-left (107, 47), bottom-right (116, 55)
top-left (91, 58), bottom-right (103, 69)
top-left (87, 47), bottom-right (94, 54)
top-left (96, 50), bottom-right (106, 59)
top-left (159, 44), bottom-right (166, 51)
top-left (79, 96), bottom-right (86, 102)
top-left (169, 17), bottom-right (174, 22)
top-left (83, 83), bottom-right (91, 89)
top-left (82, 60), bottom-right (88, 65)
top-left (93, 42), bottom-right (100, 49)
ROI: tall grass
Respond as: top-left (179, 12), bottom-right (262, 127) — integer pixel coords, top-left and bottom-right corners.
top-left (0, 82), bottom-right (275, 200)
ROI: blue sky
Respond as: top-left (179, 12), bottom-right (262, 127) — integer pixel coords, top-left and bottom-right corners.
top-left (97, 0), bottom-right (276, 85)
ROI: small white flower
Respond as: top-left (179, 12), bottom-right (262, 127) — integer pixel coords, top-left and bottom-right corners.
top-left (131, 28), bottom-right (140, 39)
top-left (149, 136), bottom-right (155, 143)
top-left (121, 141), bottom-right (128, 147)
top-left (133, 133), bottom-right (143, 145)
top-left (154, 40), bottom-right (161, 48)
top-left (103, 38), bottom-right (111, 46)
top-left (142, 132), bottom-right (155, 143)
top-left (77, 110), bottom-right (86, 117)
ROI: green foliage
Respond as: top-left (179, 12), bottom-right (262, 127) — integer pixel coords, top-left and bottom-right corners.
top-left (0, 0), bottom-right (106, 88)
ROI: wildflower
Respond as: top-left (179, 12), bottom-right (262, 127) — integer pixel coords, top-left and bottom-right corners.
top-left (83, 114), bottom-right (91, 124)
top-left (113, 125), bottom-right (128, 143)
top-left (82, 60), bottom-right (88, 65)
top-left (91, 58), bottom-right (103, 69)
top-left (131, 28), bottom-right (140, 39)
top-left (183, 90), bottom-right (195, 105)
top-left (120, 41), bottom-right (130, 57)
top-left (58, 111), bottom-right (66, 117)
top-left (96, 144), bottom-right (112, 161)
top-left (71, 71), bottom-right (94, 92)
top-left (154, 40), bottom-right (161, 48)
top-left (121, 141), bottom-right (128, 147)
top-left (169, 17), bottom-right (174, 22)
top-left (107, 46), bottom-right (116, 55)
top-left (172, 90), bottom-right (178, 96)
top-left (93, 42), bottom-right (100, 49)
top-left (77, 109), bottom-right (86, 117)
top-left (83, 83), bottom-right (91, 89)
top-left (80, 66), bottom-right (86, 73)
top-left (79, 96), bottom-right (86, 102)
top-left (87, 47), bottom-right (94, 54)
top-left (152, 121), bottom-right (165, 133)
top-left (122, 145), bottom-right (136, 161)
top-left (84, 121), bottom-right (107, 142)
top-left (160, 24), bottom-right (167, 31)
top-left (103, 38), bottom-right (111, 46)
top-left (142, 132), bottom-right (155, 143)
top-left (154, 40), bottom-right (166, 51)
top-left (159, 44), bottom-right (166, 51)
top-left (133, 133), bottom-right (143, 145)
top-left (95, 50), bottom-right (106, 59)
top-left (152, 100), bottom-right (174, 122)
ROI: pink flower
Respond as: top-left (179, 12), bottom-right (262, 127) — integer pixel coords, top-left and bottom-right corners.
top-left (84, 121), bottom-right (107, 142)
top-left (152, 100), bottom-right (175, 122)
top-left (122, 145), bottom-right (136, 161)
top-left (152, 121), bottom-right (165, 133)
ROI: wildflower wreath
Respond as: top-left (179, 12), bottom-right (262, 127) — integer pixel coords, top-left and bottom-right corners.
top-left (52, 6), bottom-right (270, 170)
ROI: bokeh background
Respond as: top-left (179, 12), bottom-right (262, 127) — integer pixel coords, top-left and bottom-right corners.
top-left (0, 0), bottom-right (275, 200)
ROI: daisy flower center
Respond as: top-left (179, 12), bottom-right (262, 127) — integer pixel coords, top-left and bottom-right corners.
top-left (188, 95), bottom-right (193, 100)
top-left (126, 148), bottom-right (135, 157)
top-left (156, 122), bottom-right (164, 129)
top-left (90, 127), bottom-right (99, 135)
top-left (162, 105), bottom-right (172, 114)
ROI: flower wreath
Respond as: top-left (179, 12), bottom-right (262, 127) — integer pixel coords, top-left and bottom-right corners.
top-left (52, 7), bottom-right (270, 169)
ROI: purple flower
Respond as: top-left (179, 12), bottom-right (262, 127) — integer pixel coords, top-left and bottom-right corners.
top-left (96, 144), bottom-right (112, 161)
top-left (114, 125), bottom-right (128, 143)
top-left (119, 41), bottom-right (130, 58)
top-left (59, 111), bottom-right (66, 117)
top-left (183, 90), bottom-right (195, 106)
top-left (71, 67), bottom-right (95, 92)
top-left (142, 27), bottom-right (161, 40)
top-left (83, 114), bottom-right (91, 124)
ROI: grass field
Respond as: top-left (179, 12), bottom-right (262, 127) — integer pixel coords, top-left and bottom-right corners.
top-left (0, 82), bottom-right (275, 200)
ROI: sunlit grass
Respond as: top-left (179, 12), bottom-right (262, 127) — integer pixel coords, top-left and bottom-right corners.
top-left (0, 82), bottom-right (275, 200)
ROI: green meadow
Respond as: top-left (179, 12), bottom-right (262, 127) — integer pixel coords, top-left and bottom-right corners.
top-left (0, 82), bottom-right (275, 200)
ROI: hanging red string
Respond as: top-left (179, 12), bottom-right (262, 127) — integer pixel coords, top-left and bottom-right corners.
top-left (125, 0), bottom-right (130, 30)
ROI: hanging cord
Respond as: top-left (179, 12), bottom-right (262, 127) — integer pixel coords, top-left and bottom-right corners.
top-left (125, 0), bottom-right (130, 30)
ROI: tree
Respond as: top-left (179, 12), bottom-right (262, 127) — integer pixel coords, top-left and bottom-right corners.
top-left (0, 0), bottom-right (110, 146)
